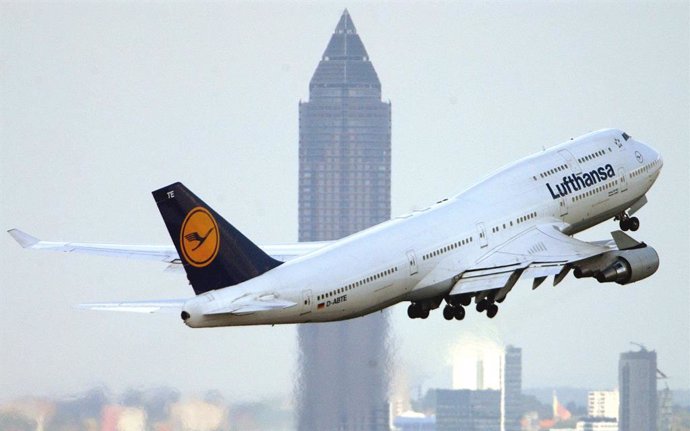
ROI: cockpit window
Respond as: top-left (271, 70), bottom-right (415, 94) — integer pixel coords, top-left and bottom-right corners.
top-left (622, 132), bottom-right (631, 141)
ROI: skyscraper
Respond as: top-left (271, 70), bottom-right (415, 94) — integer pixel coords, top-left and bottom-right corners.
top-left (502, 345), bottom-right (522, 431)
top-left (618, 347), bottom-right (657, 431)
top-left (435, 389), bottom-right (501, 431)
top-left (296, 10), bottom-right (391, 431)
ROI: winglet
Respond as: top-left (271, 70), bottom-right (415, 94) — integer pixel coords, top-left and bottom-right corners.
top-left (611, 231), bottom-right (642, 250)
top-left (7, 229), bottom-right (40, 248)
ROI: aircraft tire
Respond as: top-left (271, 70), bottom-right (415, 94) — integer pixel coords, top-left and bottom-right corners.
top-left (629, 217), bottom-right (640, 231)
top-left (443, 305), bottom-right (455, 320)
top-left (487, 304), bottom-right (499, 318)
top-left (420, 308), bottom-right (430, 319)
top-left (454, 306), bottom-right (466, 321)
top-left (407, 304), bottom-right (417, 319)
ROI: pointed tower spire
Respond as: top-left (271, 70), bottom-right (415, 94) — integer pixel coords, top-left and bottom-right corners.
top-left (335, 9), bottom-right (357, 34)
top-left (310, 9), bottom-right (380, 95)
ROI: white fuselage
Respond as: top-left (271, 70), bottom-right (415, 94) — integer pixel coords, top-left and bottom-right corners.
top-left (182, 129), bottom-right (662, 327)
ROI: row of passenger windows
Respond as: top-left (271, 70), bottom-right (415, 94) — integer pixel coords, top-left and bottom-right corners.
top-left (422, 237), bottom-right (473, 261)
top-left (571, 180), bottom-right (618, 202)
top-left (491, 211), bottom-right (537, 234)
top-left (539, 164), bottom-right (568, 179)
top-left (316, 266), bottom-right (399, 301)
top-left (517, 211), bottom-right (537, 224)
top-left (535, 147), bottom-right (612, 182)
top-left (577, 149), bottom-right (606, 164)
top-left (630, 159), bottom-right (661, 178)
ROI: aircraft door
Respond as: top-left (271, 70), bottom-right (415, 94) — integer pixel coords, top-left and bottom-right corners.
top-left (476, 222), bottom-right (488, 248)
top-left (619, 167), bottom-right (628, 192)
top-left (406, 250), bottom-right (418, 276)
top-left (301, 289), bottom-right (313, 315)
top-left (559, 196), bottom-right (568, 216)
top-left (558, 149), bottom-right (582, 174)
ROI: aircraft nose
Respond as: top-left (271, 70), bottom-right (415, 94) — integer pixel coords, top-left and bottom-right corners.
top-left (655, 149), bottom-right (663, 168)
top-left (637, 140), bottom-right (662, 168)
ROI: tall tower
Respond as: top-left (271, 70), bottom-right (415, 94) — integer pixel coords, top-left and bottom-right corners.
top-left (619, 347), bottom-right (657, 431)
top-left (502, 346), bottom-right (522, 431)
top-left (296, 10), bottom-right (391, 431)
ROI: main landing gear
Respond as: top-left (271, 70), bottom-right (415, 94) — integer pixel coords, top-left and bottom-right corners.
top-left (408, 293), bottom-right (501, 321)
top-left (442, 304), bottom-right (466, 321)
top-left (442, 294), bottom-right (472, 321)
top-left (407, 302), bottom-right (430, 319)
top-left (615, 211), bottom-right (639, 232)
top-left (476, 299), bottom-right (499, 319)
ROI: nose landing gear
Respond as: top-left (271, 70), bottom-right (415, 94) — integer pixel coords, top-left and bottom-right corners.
top-left (615, 212), bottom-right (639, 232)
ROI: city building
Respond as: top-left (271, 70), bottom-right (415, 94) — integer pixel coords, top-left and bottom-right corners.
top-left (296, 9), bottom-right (392, 431)
top-left (435, 389), bottom-right (500, 431)
top-left (588, 391), bottom-right (619, 419)
top-left (657, 386), bottom-right (673, 431)
top-left (502, 345), bottom-right (522, 431)
top-left (618, 347), bottom-right (657, 431)
top-left (451, 337), bottom-right (502, 390)
top-left (393, 411), bottom-right (436, 431)
top-left (576, 417), bottom-right (619, 431)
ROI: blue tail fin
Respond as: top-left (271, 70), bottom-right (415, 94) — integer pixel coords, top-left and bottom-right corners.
top-left (152, 182), bottom-right (282, 295)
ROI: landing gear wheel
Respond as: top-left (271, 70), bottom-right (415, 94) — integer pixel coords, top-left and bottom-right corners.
top-left (476, 299), bottom-right (488, 312)
top-left (407, 304), bottom-right (417, 319)
top-left (420, 308), bottom-right (430, 319)
top-left (629, 217), bottom-right (640, 231)
top-left (443, 305), bottom-right (455, 321)
top-left (454, 306), bottom-right (466, 321)
top-left (487, 304), bottom-right (499, 319)
top-left (617, 211), bottom-right (640, 232)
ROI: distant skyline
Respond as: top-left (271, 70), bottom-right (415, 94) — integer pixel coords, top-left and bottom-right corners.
top-left (1, 2), bottom-right (688, 402)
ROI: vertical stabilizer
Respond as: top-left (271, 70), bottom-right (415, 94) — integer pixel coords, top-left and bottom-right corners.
top-left (152, 182), bottom-right (282, 295)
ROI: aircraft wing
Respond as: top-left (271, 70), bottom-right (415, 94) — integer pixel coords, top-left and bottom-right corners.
top-left (449, 223), bottom-right (618, 296)
top-left (7, 228), bottom-right (330, 264)
top-left (78, 299), bottom-right (188, 313)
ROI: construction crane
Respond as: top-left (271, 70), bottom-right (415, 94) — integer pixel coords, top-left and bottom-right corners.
top-left (630, 341), bottom-right (649, 351)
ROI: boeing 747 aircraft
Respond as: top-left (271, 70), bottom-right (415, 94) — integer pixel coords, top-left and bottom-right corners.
top-left (9, 129), bottom-right (663, 327)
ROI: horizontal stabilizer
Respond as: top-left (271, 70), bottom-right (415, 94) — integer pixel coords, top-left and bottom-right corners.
top-left (205, 297), bottom-right (296, 316)
top-left (7, 229), bottom-right (39, 248)
top-left (78, 299), bottom-right (187, 314)
top-left (7, 228), bottom-right (179, 262)
top-left (7, 228), bottom-right (329, 265)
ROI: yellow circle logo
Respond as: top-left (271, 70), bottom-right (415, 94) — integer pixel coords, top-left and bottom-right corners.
top-left (180, 206), bottom-right (220, 268)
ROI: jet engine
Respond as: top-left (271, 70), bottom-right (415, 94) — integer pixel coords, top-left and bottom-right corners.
top-left (573, 247), bottom-right (659, 285)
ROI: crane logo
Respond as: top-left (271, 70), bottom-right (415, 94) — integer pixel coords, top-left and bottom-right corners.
top-left (180, 206), bottom-right (219, 268)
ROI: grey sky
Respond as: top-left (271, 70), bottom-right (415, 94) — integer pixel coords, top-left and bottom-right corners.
top-left (1, 1), bottom-right (688, 402)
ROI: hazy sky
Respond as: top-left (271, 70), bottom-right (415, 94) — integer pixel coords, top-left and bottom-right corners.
top-left (1, 1), bottom-right (688, 403)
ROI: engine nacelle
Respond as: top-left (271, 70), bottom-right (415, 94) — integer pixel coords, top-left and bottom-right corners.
top-left (573, 247), bottom-right (659, 285)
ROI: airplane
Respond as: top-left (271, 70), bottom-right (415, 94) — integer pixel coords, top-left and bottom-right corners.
top-left (8, 129), bottom-right (663, 327)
